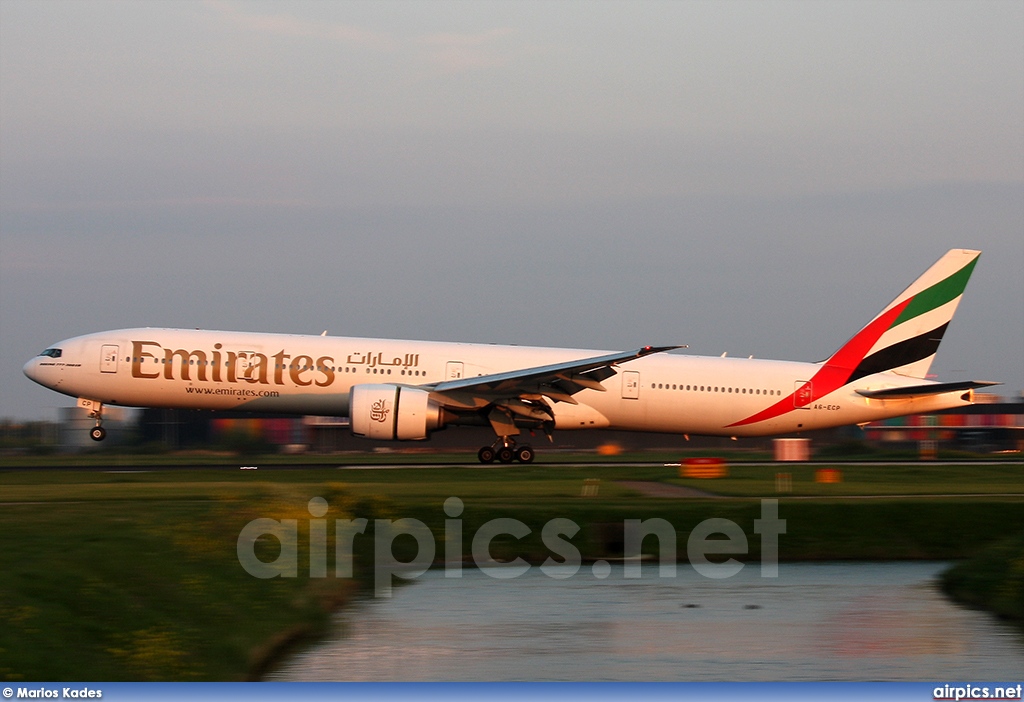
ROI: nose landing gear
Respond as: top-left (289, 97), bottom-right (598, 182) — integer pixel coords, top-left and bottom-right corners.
top-left (79, 398), bottom-right (107, 441)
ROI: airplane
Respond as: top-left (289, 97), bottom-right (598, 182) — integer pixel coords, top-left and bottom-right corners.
top-left (24, 249), bottom-right (997, 463)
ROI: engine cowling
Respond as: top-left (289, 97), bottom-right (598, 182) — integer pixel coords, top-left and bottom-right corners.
top-left (350, 384), bottom-right (448, 440)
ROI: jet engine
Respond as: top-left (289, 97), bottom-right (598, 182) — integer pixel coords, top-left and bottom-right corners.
top-left (349, 384), bottom-right (450, 440)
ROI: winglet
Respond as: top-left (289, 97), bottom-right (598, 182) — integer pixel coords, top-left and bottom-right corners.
top-left (633, 345), bottom-right (684, 359)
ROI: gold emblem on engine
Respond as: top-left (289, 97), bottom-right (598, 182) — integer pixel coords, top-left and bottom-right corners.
top-left (370, 399), bottom-right (389, 423)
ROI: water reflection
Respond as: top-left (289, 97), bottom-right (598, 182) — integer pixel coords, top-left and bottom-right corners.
top-left (272, 562), bottom-right (1024, 681)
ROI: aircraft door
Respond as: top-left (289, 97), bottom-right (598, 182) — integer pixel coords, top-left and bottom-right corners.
top-left (445, 362), bottom-right (464, 380)
top-left (237, 352), bottom-right (258, 381)
top-left (622, 371), bottom-right (640, 399)
top-left (100, 345), bottom-right (119, 373)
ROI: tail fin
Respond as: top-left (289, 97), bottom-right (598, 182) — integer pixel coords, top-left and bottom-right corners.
top-left (729, 250), bottom-right (981, 429)
top-left (824, 249), bottom-right (980, 382)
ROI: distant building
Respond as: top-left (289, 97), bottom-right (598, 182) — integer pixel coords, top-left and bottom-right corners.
top-left (863, 398), bottom-right (1024, 453)
top-left (46, 395), bottom-right (1024, 456)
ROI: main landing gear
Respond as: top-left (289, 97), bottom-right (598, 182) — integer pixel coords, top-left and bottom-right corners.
top-left (478, 439), bottom-right (534, 464)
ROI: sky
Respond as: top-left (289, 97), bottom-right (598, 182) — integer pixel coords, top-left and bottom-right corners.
top-left (1, 0), bottom-right (1022, 420)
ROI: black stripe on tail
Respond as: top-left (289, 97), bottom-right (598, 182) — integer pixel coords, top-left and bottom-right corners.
top-left (847, 323), bottom-right (949, 384)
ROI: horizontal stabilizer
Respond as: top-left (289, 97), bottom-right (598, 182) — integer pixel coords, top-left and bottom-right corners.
top-left (856, 380), bottom-right (1000, 399)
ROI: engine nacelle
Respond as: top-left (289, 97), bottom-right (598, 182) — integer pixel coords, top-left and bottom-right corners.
top-left (350, 384), bottom-right (447, 440)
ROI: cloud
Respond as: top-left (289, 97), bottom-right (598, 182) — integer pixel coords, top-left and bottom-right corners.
top-left (419, 28), bottom-right (516, 72)
top-left (207, 0), bottom-right (397, 50)
top-left (209, 1), bottom-right (516, 74)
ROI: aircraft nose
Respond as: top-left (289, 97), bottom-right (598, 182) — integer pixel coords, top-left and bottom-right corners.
top-left (23, 357), bottom-right (43, 384)
top-left (23, 356), bottom-right (48, 386)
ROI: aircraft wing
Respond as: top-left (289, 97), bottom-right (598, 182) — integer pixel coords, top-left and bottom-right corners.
top-left (855, 380), bottom-right (1000, 399)
top-left (423, 345), bottom-right (680, 434)
top-left (430, 345), bottom-right (679, 402)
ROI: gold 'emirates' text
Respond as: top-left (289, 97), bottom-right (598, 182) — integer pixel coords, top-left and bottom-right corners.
top-left (130, 340), bottom-right (335, 388)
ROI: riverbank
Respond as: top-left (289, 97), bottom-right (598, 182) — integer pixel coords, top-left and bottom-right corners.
top-left (1, 462), bottom-right (1021, 680)
top-left (941, 530), bottom-right (1024, 624)
top-left (0, 491), bottom-right (374, 680)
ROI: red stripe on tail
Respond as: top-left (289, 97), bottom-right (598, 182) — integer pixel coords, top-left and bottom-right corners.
top-left (728, 299), bottom-right (911, 428)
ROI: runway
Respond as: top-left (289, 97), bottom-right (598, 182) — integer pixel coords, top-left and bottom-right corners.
top-left (335, 459), bottom-right (1023, 470)
top-left (1, 458), bottom-right (1021, 472)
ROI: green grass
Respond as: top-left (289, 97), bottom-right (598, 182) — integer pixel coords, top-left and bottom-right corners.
top-left (669, 462), bottom-right (1024, 497)
top-left (0, 501), bottom-right (345, 680)
top-left (942, 530), bottom-right (1024, 624)
top-left (1, 460), bottom-right (1022, 680)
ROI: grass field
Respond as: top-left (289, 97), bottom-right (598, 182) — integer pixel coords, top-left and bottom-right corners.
top-left (1, 458), bottom-right (1022, 680)
top-left (670, 462), bottom-right (1024, 497)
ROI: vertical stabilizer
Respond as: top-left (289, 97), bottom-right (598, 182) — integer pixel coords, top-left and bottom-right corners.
top-left (825, 249), bottom-right (980, 381)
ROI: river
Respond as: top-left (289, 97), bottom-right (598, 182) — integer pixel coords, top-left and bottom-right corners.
top-left (270, 562), bottom-right (1024, 681)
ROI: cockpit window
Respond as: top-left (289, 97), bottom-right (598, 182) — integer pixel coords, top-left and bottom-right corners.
top-left (40, 348), bottom-right (62, 358)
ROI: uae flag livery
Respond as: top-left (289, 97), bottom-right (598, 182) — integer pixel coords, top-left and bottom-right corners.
top-left (731, 249), bottom-right (980, 428)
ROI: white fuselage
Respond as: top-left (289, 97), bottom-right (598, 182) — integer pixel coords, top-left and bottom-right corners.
top-left (23, 328), bottom-right (973, 438)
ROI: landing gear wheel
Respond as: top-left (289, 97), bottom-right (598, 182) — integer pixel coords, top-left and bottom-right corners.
top-left (497, 447), bottom-right (515, 463)
top-left (477, 446), bottom-right (496, 464)
top-left (515, 445), bottom-right (535, 463)
top-left (90, 426), bottom-right (107, 442)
